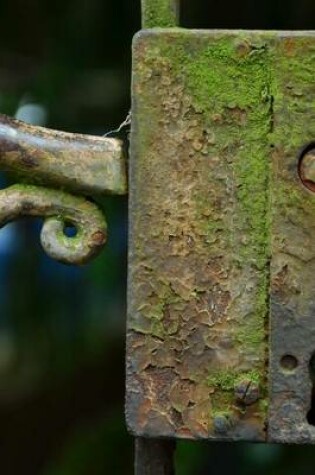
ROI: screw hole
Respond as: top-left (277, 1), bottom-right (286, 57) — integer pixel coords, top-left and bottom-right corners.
top-left (63, 223), bottom-right (78, 238)
top-left (280, 354), bottom-right (298, 371)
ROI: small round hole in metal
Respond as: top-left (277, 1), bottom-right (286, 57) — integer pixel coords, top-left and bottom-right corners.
top-left (280, 354), bottom-right (298, 372)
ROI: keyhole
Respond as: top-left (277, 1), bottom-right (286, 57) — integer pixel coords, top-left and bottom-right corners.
top-left (307, 353), bottom-right (315, 425)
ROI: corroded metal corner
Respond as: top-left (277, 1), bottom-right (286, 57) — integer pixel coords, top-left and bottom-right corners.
top-left (127, 29), bottom-right (315, 443)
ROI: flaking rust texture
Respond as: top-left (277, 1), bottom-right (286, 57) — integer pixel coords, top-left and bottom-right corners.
top-left (269, 33), bottom-right (315, 443)
top-left (127, 30), bottom-right (273, 441)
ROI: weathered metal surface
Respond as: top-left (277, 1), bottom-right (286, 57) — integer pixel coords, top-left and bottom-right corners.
top-left (141, 0), bottom-right (179, 28)
top-left (269, 33), bottom-right (315, 443)
top-left (0, 114), bottom-right (127, 196)
top-left (0, 184), bottom-right (107, 265)
top-left (135, 438), bottom-right (175, 475)
top-left (127, 30), bottom-right (274, 441)
top-left (127, 29), bottom-right (315, 443)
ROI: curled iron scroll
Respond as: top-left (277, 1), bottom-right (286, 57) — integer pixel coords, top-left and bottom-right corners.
top-left (0, 114), bottom-right (127, 265)
top-left (0, 184), bottom-right (107, 265)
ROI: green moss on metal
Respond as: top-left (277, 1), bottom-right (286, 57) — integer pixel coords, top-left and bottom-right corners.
top-left (259, 398), bottom-right (269, 413)
top-left (271, 37), bottom-right (315, 216)
top-left (207, 369), bottom-right (261, 391)
top-left (129, 31), bottom-right (275, 439)
top-left (141, 0), bottom-right (178, 28)
top-left (153, 32), bottom-right (271, 375)
top-left (158, 35), bottom-right (272, 261)
top-left (130, 281), bottom-right (182, 338)
top-left (208, 369), bottom-right (263, 418)
top-left (210, 393), bottom-right (235, 423)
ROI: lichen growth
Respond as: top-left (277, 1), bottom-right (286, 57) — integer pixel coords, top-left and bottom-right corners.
top-left (208, 369), bottom-right (263, 419)
top-left (207, 369), bottom-right (261, 391)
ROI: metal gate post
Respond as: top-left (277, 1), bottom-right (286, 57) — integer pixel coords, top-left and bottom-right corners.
top-left (135, 438), bottom-right (176, 475)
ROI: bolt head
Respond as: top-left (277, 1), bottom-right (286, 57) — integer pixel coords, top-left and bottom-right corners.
top-left (234, 380), bottom-right (260, 405)
top-left (213, 413), bottom-right (234, 434)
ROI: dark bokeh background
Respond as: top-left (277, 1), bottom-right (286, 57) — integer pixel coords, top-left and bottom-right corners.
top-left (0, 1), bottom-right (314, 474)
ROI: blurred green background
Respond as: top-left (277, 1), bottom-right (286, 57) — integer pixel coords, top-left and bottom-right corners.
top-left (0, 0), bottom-right (314, 474)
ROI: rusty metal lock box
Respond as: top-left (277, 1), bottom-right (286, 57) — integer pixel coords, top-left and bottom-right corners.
top-left (126, 2), bottom-right (315, 444)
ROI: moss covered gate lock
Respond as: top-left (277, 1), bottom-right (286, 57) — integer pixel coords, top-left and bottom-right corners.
top-left (0, 0), bottom-right (314, 473)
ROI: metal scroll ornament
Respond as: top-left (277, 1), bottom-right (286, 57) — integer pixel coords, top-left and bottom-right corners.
top-left (0, 114), bottom-right (127, 265)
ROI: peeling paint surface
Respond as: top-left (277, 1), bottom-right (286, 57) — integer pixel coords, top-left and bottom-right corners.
top-left (127, 30), bottom-right (278, 441)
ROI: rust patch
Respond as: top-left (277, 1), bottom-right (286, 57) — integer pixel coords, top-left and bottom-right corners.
top-left (91, 230), bottom-right (107, 246)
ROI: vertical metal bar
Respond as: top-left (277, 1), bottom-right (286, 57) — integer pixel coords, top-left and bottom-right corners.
top-left (135, 438), bottom-right (176, 475)
top-left (141, 0), bottom-right (180, 28)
